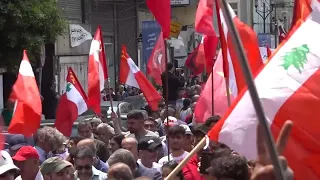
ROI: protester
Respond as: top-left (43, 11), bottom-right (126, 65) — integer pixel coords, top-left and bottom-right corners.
top-left (143, 117), bottom-right (158, 134)
top-left (109, 134), bottom-right (125, 154)
top-left (40, 157), bottom-right (74, 180)
top-left (7, 135), bottom-right (28, 156)
top-left (12, 146), bottom-right (43, 180)
top-left (137, 137), bottom-right (162, 172)
top-left (179, 124), bottom-right (194, 152)
top-left (77, 120), bottom-right (109, 162)
top-left (34, 126), bottom-right (66, 164)
top-left (108, 163), bottom-right (133, 180)
top-left (158, 125), bottom-right (189, 165)
top-left (77, 139), bottom-right (108, 173)
top-left (0, 150), bottom-right (19, 180)
top-left (108, 149), bottom-right (161, 180)
top-left (161, 62), bottom-right (185, 105)
top-left (74, 146), bottom-right (107, 180)
top-left (121, 137), bottom-right (139, 161)
top-left (162, 161), bottom-right (184, 180)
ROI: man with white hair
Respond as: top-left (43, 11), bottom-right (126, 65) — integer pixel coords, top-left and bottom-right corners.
top-left (96, 123), bottom-right (114, 145)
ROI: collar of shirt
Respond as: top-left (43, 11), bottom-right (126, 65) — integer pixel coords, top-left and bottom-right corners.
top-left (34, 146), bottom-right (48, 163)
top-left (75, 166), bottom-right (108, 180)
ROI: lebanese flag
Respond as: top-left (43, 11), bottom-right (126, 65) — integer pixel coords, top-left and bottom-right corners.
top-left (88, 26), bottom-right (108, 114)
top-left (194, 2), bottom-right (263, 123)
top-left (147, 32), bottom-right (166, 85)
top-left (146, 0), bottom-right (171, 38)
top-left (55, 67), bottom-right (88, 137)
top-left (120, 45), bottom-right (161, 111)
top-left (8, 50), bottom-right (42, 137)
top-left (291, 0), bottom-right (312, 30)
top-left (208, 14), bottom-right (320, 180)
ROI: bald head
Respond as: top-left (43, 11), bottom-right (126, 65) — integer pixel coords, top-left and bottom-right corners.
top-left (121, 137), bottom-right (138, 160)
top-left (77, 139), bottom-right (96, 156)
top-left (108, 163), bottom-right (133, 180)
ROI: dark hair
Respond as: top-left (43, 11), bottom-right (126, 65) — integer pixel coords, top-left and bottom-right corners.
top-left (75, 146), bottom-right (94, 159)
top-left (205, 115), bottom-right (221, 127)
top-left (167, 125), bottom-right (185, 137)
top-left (181, 98), bottom-right (191, 111)
top-left (111, 134), bottom-right (125, 148)
top-left (167, 62), bottom-right (174, 71)
top-left (162, 161), bottom-right (184, 180)
top-left (127, 110), bottom-right (145, 121)
top-left (209, 156), bottom-right (249, 180)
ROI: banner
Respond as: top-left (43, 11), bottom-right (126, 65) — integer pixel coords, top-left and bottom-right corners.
top-left (142, 21), bottom-right (161, 73)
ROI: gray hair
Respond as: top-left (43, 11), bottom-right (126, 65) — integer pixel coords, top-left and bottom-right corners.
top-left (34, 126), bottom-right (66, 150)
top-left (77, 120), bottom-right (92, 130)
top-left (107, 149), bottom-right (136, 172)
top-left (97, 123), bottom-right (115, 135)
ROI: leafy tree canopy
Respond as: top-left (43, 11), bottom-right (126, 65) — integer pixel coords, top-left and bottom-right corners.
top-left (0, 0), bottom-right (66, 71)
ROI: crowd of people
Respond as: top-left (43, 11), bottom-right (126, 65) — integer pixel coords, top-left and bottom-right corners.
top-left (0, 62), bottom-right (290, 180)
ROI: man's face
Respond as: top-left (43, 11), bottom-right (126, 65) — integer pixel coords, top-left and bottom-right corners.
top-left (127, 119), bottom-right (142, 133)
top-left (121, 141), bottom-right (138, 158)
top-left (0, 170), bottom-right (15, 180)
top-left (78, 125), bottom-right (92, 138)
top-left (140, 148), bottom-right (159, 163)
top-left (97, 128), bottom-right (111, 144)
top-left (74, 157), bottom-right (93, 179)
top-left (90, 122), bottom-right (101, 134)
top-left (184, 134), bottom-right (194, 148)
top-left (168, 134), bottom-right (184, 151)
top-left (110, 139), bottom-right (121, 153)
top-left (15, 159), bottom-right (38, 176)
top-left (194, 132), bottom-right (205, 145)
top-left (46, 168), bottom-right (74, 180)
top-left (144, 120), bottom-right (156, 132)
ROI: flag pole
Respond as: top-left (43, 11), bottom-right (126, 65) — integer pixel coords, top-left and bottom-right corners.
top-left (218, 0), bottom-right (286, 180)
top-left (225, 77), bottom-right (231, 107)
top-left (105, 79), bottom-right (115, 113)
top-left (164, 39), bottom-right (171, 162)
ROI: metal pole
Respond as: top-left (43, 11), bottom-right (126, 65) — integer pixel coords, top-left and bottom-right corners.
top-left (263, 3), bottom-right (266, 33)
top-left (219, 0), bottom-right (286, 180)
top-left (165, 40), bottom-right (170, 162)
top-left (274, 6), bottom-right (278, 48)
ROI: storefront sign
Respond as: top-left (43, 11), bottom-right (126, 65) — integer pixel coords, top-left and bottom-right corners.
top-left (171, 0), bottom-right (190, 5)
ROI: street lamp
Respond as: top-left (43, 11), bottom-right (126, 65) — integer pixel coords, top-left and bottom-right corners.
top-left (255, 0), bottom-right (274, 33)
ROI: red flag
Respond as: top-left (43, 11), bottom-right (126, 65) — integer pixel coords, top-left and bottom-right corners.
top-left (195, 0), bottom-right (216, 36)
top-left (88, 26), bottom-right (108, 114)
top-left (8, 50), bottom-right (42, 137)
top-left (120, 45), bottom-right (161, 111)
top-left (146, 0), bottom-right (171, 38)
top-left (55, 68), bottom-right (88, 137)
top-left (147, 32), bottom-right (166, 85)
top-left (185, 38), bottom-right (205, 75)
top-left (291, 0), bottom-right (311, 30)
top-left (204, 35), bottom-right (219, 74)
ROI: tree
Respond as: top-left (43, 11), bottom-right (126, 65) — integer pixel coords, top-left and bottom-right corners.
top-left (0, 0), bottom-right (66, 71)
top-left (281, 44), bottom-right (309, 73)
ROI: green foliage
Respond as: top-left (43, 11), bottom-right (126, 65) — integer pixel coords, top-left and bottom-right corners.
top-left (0, 0), bottom-right (67, 70)
top-left (281, 44), bottom-right (310, 73)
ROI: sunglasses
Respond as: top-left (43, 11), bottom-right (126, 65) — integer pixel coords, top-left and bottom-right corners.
top-left (76, 165), bottom-right (91, 171)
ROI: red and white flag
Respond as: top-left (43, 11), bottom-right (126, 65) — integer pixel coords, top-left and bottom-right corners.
top-left (88, 26), bottom-right (108, 114)
top-left (209, 2), bottom-right (320, 179)
top-left (8, 50), bottom-right (42, 137)
top-left (195, 2), bottom-right (263, 123)
top-left (120, 45), bottom-right (161, 111)
top-left (55, 68), bottom-right (88, 137)
top-left (147, 32), bottom-right (166, 85)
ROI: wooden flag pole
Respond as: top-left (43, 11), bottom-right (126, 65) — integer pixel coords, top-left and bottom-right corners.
top-left (224, 77), bottom-right (231, 107)
top-left (165, 137), bottom-right (206, 180)
top-left (218, 0), bottom-right (285, 179)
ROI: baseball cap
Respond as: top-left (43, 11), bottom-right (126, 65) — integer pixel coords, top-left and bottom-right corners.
top-left (40, 157), bottom-right (71, 175)
top-left (164, 116), bottom-right (178, 127)
top-left (0, 150), bottom-right (19, 175)
top-left (12, 146), bottom-right (39, 161)
top-left (138, 137), bottom-right (162, 151)
top-left (180, 124), bottom-right (193, 135)
top-left (8, 134), bottom-right (28, 151)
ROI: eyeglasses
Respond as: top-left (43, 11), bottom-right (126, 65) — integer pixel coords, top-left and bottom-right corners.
top-left (75, 165), bottom-right (91, 171)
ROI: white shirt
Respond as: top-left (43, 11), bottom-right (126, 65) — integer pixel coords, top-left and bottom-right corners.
top-left (137, 159), bottom-right (162, 173)
top-left (15, 170), bottom-right (43, 180)
top-left (74, 166), bottom-right (107, 180)
top-left (158, 151), bottom-right (189, 165)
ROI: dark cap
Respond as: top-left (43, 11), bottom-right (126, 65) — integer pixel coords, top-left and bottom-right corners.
top-left (8, 135), bottom-right (28, 151)
top-left (40, 157), bottom-right (71, 175)
top-left (192, 124), bottom-right (209, 135)
top-left (138, 137), bottom-right (162, 151)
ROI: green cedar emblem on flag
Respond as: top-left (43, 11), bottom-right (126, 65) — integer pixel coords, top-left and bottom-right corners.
top-left (66, 82), bottom-right (72, 92)
top-left (281, 44), bottom-right (310, 73)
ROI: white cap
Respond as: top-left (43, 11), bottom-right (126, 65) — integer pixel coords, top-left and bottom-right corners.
top-left (180, 124), bottom-right (193, 135)
top-left (0, 150), bottom-right (19, 175)
top-left (164, 116), bottom-right (178, 127)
